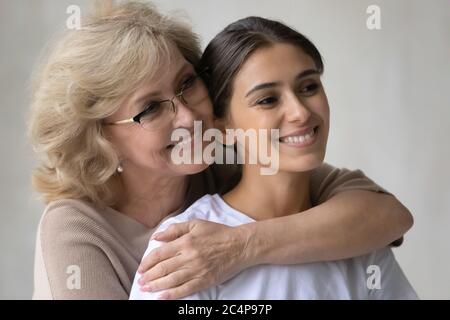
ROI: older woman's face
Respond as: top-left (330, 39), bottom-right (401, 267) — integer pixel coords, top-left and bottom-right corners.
top-left (226, 43), bottom-right (330, 172)
top-left (104, 48), bottom-right (213, 177)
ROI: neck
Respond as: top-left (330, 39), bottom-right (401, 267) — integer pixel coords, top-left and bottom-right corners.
top-left (223, 164), bottom-right (311, 221)
top-left (114, 166), bottom-right (188, 228)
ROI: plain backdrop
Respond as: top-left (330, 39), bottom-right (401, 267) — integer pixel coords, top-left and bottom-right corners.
top-left (0, 0), bottom-right (449, 299)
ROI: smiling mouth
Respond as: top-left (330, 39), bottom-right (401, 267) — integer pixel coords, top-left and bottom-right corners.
top-left (279, 126), bottom-right (319, 145)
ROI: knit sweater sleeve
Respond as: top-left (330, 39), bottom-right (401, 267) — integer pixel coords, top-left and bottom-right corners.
top-left (310, 162), bottom-right (391, 205)
top-left (33, 201), bottom-right (130, 300)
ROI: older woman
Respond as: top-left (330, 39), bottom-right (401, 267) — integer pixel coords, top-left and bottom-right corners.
top-left (29, 1), bottom-right (412, 300)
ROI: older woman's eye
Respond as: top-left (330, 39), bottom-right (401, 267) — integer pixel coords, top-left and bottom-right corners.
top-left (143, 102), bottom-right (159, 113)
top-left (140, 102), bottom-right (163, 120)
top-left (180, 74), bottom-right (197, 91)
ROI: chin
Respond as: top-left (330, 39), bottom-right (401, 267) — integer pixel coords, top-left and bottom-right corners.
top-left (279, 152), bottom-right (325, 173)
top-left (171, 163), bottom-right (209, 176)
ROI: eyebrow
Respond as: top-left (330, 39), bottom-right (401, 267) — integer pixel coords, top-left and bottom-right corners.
top-left (245, 69), bottom-right (320, 97)
top-left (133, 62), bottom-right (192, 106)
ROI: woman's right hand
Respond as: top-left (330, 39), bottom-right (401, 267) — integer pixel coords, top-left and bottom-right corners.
top-left (137, 219), bottom-right (254, 299)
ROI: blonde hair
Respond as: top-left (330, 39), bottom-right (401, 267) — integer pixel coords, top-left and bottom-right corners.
top-left (28, 1), bottom-right (201, 208)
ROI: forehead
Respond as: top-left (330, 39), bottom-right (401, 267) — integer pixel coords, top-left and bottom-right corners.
top-left (234, 43), bottom-right (317, 88)
top-left (135, 48), bottom-right (190, 94)
top-left (117, 47), bottom-right (192, 116)
top-left (126, 55), bottom-right (191, 107)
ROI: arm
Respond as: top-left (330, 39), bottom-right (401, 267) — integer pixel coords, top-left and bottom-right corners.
top-left (241, 189), bottom-right (413, 266)
top-left (137, 165), bottom-right (413, 299)
top-left (37, 205), bottom-right (129, 299)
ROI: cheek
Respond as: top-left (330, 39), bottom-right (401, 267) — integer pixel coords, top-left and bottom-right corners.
top-left (230, 103), bottom-right (274, 130)
top-left (138, 133), bottom-right (167, 152)
top-left (310, 94), bottom-right (330, 130)
top-left (230, 108), bottom-right (282, 157)
top-left (320, 102), bottom-right (330, 137)
top-left (195, 97), bottom-right (214, 128)
top-left (115, 127), bottom-right (171, 163)
top-left (319, 105), bottom-right (330, 133)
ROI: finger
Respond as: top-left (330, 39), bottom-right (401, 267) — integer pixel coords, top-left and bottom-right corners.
top-left (138, 242), bottom-right (179, 274)
top-left (156, 278), bottom-right (204, 300)
top-left (138, 254), bottom-right (185, 285)
top-left (152, 221), bottom-right (192, 241)
top-left (141, 268), bottom-right (194, 293)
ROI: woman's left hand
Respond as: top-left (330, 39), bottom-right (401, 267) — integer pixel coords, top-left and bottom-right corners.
top-left (137, 219), bottom-right (252, 299)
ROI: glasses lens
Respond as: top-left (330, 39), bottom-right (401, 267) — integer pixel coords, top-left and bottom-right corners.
top-left (140, 101), bottom-right (174, 131)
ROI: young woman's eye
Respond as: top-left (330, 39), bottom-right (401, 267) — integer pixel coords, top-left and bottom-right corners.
top-left (300, 83), bottom-right (320, 96)
top-left (256, 96), bottom-right (278, 106)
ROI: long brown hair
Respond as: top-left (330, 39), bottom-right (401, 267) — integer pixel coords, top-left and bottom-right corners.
top-left (198, 16), bottom-right (324, 119)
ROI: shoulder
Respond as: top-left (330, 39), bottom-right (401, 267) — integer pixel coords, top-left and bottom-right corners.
top-left (310, 162), bottom-right (365, 190)
top-left (43, 198), bottom-right (102, 217)
top-left (366, 247), bottom-right (419, 299)
top-left (310, 162), bottom-right (389, 204)
top-left (35, 199), bottom-right (131, 299)
top-left (40, 199), bottom-right (107, 237)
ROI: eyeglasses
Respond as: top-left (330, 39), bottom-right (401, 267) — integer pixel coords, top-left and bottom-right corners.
top-left (105, 71), bottom-right (208, 131)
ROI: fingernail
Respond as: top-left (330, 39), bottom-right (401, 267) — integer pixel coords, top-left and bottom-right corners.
top-left (151, 233), bottom-right (160, 240)
top-left (138, 277), bottom-right (144, 285)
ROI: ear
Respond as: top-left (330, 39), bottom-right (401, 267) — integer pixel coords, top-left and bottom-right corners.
top-left (214, 116), bottom-right (236, 146)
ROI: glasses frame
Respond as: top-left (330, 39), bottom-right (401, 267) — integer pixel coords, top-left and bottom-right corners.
top-left (106, 70), bottom-right (208, 127)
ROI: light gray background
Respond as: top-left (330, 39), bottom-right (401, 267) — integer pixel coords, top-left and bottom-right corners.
top-left (1, 0), bottom-right (449, 299)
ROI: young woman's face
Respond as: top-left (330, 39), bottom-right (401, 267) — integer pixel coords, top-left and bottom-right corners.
top-left (103, 47), bottom-right (214, 177)
top-left (226, 43), bottom-right (330, 173)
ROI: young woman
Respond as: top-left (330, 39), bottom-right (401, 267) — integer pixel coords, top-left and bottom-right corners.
top-left (130, 16), bottom-right (417, 299)
top-left (29, 2), bottom-right (412, 299)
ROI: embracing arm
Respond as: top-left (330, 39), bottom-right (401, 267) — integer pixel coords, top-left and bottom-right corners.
top-left (241, 189), bottom-right (412, 265)
top-left (137, 164), bottom-right (413, 299)
top-left (245, 162), bottom-right (413, 264)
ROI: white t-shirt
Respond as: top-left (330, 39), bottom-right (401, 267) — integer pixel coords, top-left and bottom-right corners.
top-left (130, 194), bottom-right (418, 300)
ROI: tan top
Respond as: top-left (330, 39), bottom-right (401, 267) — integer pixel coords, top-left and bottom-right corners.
top-left (32, 163), bottom-right (388, 299)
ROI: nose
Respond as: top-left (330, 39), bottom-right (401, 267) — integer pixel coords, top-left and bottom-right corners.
top-left (171, 98), bottom-right (196, 129)
top-left (284, 93), bottom-right (312, 123)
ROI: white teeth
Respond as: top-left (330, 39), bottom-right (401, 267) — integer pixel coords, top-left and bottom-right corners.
top-left (281, 128), bottom-right (316, 144)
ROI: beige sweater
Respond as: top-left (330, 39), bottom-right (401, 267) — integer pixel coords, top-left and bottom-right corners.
top-left (32, 163), bottom-right (388, 299)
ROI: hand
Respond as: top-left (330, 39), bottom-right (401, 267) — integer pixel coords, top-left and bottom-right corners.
top-left (137, 219), bottom-right (252, 299)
